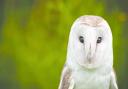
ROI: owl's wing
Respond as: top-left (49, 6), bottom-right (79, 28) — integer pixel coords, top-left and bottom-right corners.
top-left (109, 69), bottom-right (118, 89)
top-left (58, 65), bottom-right (75, 89)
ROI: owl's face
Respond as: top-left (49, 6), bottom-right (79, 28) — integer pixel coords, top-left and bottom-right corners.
top-left (67, 16), bottom-right (113, 69)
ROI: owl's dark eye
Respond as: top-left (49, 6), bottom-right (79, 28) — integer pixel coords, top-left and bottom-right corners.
top-left (79, 36), bottom-right (84, 43)
top-left (97, 37), bottom-right (102, 43)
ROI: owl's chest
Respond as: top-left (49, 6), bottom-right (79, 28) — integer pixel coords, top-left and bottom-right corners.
top-left (72, 70), bottom-right (111, 89)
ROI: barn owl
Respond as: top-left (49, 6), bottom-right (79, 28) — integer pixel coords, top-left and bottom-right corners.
top-left (58, 15), bottom-right (118, 89)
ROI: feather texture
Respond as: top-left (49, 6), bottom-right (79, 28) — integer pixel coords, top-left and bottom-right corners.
top-left (58, 15), bottom-right (118, 89)
top-left (59, 65), bottom-right (75, 89)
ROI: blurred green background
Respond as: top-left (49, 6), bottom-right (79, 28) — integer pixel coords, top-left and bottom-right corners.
top-left (0, 0), bottom-right (127, 89)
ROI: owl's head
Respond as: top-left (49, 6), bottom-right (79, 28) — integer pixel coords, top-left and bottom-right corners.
top-left (67, 15), bottom-right (113, 69)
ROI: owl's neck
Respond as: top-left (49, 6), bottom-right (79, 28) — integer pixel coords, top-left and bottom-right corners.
top-left (66, 57), bottom-right (112, 75)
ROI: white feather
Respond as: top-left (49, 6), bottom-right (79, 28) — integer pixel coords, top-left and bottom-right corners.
top-left (59, 15), bottom-right (118, 89)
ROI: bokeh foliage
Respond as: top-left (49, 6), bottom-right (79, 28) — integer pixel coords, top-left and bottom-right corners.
top-left (0, 0), bottom-right (126, 89)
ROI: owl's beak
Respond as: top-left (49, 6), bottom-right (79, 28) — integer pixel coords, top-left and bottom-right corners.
top-left (86, 43), bottom-right (96, 63)
top-left (85, 31), bottom-right (96, 63)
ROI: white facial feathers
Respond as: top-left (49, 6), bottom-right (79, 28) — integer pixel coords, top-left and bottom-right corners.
top-left (67, 15), bottom-right (113, 69)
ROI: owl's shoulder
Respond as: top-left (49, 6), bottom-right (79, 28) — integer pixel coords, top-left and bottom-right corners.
top-left (58, 64), bottom-right (73, 89)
